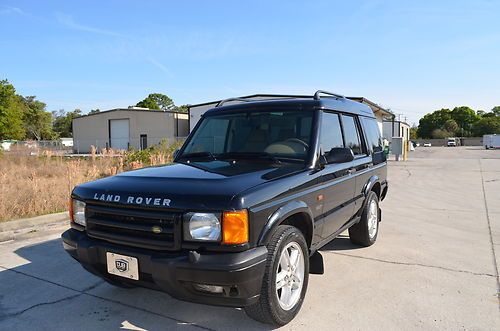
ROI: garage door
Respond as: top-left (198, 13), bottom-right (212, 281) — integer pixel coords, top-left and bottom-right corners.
top-left (110, 119), bottom-right (130, 150)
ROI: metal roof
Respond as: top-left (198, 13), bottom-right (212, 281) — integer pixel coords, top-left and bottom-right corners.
top-left (73, 108), bottom-right (187, 120)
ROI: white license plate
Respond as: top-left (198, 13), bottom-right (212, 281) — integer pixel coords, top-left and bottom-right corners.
top-left (106, 252), bottom-right (139, 280)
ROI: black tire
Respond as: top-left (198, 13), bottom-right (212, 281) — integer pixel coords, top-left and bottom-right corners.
top-left (244, 225), bottom-right (309, 326)
top-left (349, 191), bottom-right (380, 246)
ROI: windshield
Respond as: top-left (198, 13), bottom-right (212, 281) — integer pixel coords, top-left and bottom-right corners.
top-left (179, 110), bottom-right (314, 163)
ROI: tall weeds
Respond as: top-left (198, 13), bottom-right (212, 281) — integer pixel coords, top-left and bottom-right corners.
top-left (0, 140), bottom-right (182, 221)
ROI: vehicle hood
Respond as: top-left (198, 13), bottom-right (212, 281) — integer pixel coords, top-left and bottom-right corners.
top-left (73, 161), bottom-right (304, 210)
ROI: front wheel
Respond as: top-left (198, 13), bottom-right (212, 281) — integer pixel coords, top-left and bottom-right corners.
top-left (244, 225), bottom-right (309, 326)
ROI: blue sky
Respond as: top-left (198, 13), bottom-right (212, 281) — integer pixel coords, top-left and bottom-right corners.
top-left (1, 0), bottom-right (499, 124)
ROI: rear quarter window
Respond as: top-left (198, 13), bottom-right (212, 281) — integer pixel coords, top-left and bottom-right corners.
top-left (360, 117), bottom-right (386, 164)
top-left (360, 117), bottom-right (382, 153)
top-left (340, 115), bottom-right (364, 155)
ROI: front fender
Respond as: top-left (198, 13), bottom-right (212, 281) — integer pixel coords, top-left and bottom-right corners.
top-left (257, 200), bottom-right (314, 246)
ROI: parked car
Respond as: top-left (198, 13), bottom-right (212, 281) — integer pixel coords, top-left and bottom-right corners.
top-left (423, 142), bottom-right (432, 147)
top-left (447, 138), bottom-right (457, 147)
top-left (62, 90), bottom-right (388, 326)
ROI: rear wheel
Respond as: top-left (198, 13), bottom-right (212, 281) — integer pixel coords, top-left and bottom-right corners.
top-left (349, 191), bottom-right (380, 246)
top-left (244, 225), bottom-right (309, 326)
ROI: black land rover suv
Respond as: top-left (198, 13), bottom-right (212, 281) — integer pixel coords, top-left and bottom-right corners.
top-left (62, 90), bottom-right (388, 326)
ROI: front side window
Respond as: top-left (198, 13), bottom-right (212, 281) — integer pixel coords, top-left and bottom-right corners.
top-left (181, 110), bottom-right (314, 162)
top-left (341, 115), bottom-right (363, 155)
top-left (320, 112), bottom-right (344, 154)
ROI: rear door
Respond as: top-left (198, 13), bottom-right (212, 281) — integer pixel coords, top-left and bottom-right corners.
top-left (318, 111), bottom-right (356, 239)
top-left (349, 116), bottom-right (376, 214)
top-left (109, 119), bottom-right (130, 150)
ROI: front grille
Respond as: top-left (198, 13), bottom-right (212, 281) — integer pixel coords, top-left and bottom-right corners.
top-left (85, 204), bottom-right (181, 251)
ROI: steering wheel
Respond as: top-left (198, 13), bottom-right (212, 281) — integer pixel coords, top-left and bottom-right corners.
top-left (285, 138), bottom-right (309, 148)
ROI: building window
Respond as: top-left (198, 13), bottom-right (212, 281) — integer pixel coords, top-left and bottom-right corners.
top-left (140, 134), bottom-right (147, 150)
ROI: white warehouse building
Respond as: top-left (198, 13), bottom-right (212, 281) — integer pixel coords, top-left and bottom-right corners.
top-left (383, 120), bottom-right (411, 145)
top-left (72, 108), bottom-right (189, 153)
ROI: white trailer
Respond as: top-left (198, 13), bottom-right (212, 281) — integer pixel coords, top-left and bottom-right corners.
top-left (483, 134), bottom-right (500, 149)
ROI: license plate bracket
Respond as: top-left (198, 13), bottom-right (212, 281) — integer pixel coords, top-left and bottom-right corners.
top-left (106, 252), bottom-right (139, 280)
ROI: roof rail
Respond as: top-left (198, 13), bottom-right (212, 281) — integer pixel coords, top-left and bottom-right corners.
top-left (313, 90), bottom-right (345, 100)
top-left (214, 91), bottom-right (344, 108)
top-left (215, 97), bottom-right (253, 107)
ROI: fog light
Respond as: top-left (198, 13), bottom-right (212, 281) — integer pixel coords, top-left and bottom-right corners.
top-left (193, 283), bottom-right (224, 294)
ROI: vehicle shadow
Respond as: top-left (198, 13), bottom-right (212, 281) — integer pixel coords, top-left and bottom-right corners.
top-left (319, 235), bottom-right (362, 252)
top-left (0, 238), bottom-right (275, 331)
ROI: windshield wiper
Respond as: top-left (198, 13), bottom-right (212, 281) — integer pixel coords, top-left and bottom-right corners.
top-left (217, 152), bottom-right (281, 164)
top-left (178, 151), bottom-right (217, 161)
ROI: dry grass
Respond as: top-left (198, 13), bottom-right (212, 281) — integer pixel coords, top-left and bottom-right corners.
top-left (0, 140), bottom-right (183, 222)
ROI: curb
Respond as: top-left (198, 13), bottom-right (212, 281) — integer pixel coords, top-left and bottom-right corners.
top-left (0, 212), bottom-right (70, 234)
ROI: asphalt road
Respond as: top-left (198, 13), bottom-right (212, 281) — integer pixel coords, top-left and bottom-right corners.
top-left (0, 146), bottom-right (499, 330)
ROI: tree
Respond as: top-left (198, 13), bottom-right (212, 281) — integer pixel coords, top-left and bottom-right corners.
top-left (443, 119), bottom-right (459, 135)
top-left (417, 108), bottom-right (452, 138)
top-left (89, 108), bottom-right (100, 114)
top-left (52, 109), bottom-right (82, 137)
top-left (410, 125), bottom-right (418, 139)
top-left (432, 128), bottom-right (452, 139)
top-left (492, 106), bottom-right (500, 116)
top-left (174, 104), bottom-right (189, 113)
top-left (0, 80), bottom-right (25, 140)
top-left (20, 96), bottom-right (55, 140)
top-left (450, 106), bottom-right (480, 137)
top-left (472, 117), bottom-right (500, 136)
top-left (135, 97), bottom-right (159, 110)
top-left (135, 93), bottom-right (174, 111)
top-left (417, 106), bottom-right (483, 138)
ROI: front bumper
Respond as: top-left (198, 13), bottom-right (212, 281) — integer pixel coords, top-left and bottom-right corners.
top-left (62, 229), bottom-right (267, 307)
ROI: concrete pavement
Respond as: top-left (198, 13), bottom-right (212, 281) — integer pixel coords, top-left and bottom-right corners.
top-left (0, 146), bottom-right (499, 330)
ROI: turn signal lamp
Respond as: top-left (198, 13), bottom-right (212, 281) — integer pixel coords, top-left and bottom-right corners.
top-left (222, 210), bottom-right (249, 245)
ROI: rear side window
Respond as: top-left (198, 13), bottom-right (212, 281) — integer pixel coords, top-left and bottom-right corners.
top-left (341, 115), bottom-right (363, 155)
top-left (360, 117), bottom-right (383, 153)
top-left (320, 112), bottom-right (344, 154)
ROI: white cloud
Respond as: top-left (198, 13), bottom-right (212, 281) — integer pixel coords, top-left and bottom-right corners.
top-left (55, 12), bottom-right (123, 37)
top-left (146, 56), bottom-right (174, 79)
top-left (0, 5), bottom-right (23, 15)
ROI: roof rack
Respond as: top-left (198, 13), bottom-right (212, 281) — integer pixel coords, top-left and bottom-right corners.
top-left (313, 90), bottom-right (345, 100)
top-left (214, 90), bottom-right (345, 108)
top-left (216, 97), bottom-right (254, 107)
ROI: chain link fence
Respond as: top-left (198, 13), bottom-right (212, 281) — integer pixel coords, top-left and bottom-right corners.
top-left (1, 137), bottom-right (187, 156)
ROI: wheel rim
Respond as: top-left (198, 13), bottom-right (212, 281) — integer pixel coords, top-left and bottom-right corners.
top-left (368, 199), bottom-right (378, 239)
top-left (275, 241), bottom-right (305, 311)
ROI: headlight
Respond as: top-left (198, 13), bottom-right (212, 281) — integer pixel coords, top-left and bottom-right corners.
top-left (183, 213), bottom-right (221, 241)
top-left (71, 199), bottom-right (86, 227)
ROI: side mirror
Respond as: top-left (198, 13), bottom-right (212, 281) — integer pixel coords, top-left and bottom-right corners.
top-left (173, 149), bottom-right (179, 159)
top-left (326, 147), bottom-right (354, 164)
